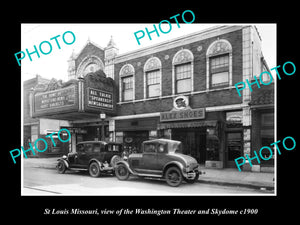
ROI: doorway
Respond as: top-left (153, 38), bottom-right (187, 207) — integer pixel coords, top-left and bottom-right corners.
top-left (172, 128), bottom-right (206, 164)
top-left (225, 131), bottom-right (243, 167)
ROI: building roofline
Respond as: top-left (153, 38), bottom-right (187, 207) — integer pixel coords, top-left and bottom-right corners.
top-left (115, 25), bottom-right (247, 63)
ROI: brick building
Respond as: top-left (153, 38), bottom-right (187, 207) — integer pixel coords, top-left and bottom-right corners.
top-left (26, 25), bottom-right (274, 172)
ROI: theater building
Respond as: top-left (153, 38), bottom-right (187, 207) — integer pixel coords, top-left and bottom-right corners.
top-left (26, 25), bottom-right (274, 172)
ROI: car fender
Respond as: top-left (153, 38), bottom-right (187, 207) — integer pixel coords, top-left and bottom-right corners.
top-left (115, 160), bottom-right (135, 175)
top-left (57, 158), bottom-right (69, 169)
top-left (163, 161), bottom-right (184, 175)
top-left (88, 158), bottom-right (102, 169)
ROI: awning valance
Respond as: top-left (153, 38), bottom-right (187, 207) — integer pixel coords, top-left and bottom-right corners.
top-left (157, 120), bottom-right (218, 130)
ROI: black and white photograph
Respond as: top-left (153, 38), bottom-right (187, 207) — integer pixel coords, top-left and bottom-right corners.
top-left (20, 23), bottom-right (277, 196)
top-left (4, 4), bottom-right (299, 220)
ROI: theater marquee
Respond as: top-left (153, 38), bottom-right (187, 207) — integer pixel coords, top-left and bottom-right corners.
top-left (31, 71), bottom-right (117, 119)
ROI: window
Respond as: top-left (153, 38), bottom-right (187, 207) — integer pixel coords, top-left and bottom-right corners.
top-left (144, 57), bottom-right (162, 98)
top-left (119, 64), bottom-right (135, 102)
top-left (94, 144), bottom-right (101, 153)
top-left (172, 49), bottom-right (194, 94)
top-left (144, 144), bottom-right (156, 153)
top-left (206, 39), bottom-right (232, 89)
top-left (84, 143), bottom-right (93, 153)
top-left (122, 76), bottom-right (133, 101)
top-left (146, 70), bottom-right (160, 97)
top-left (210, 54), bottom-right (229, 87)
top-left (175, 63), bottom-right (192, 93)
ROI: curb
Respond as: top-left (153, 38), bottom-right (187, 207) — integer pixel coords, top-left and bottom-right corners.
top-left (197, 179), bottom-right (274, 191)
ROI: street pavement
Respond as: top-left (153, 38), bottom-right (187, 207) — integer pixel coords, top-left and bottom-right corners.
top-left (22, 158), bottom-right (274, 195)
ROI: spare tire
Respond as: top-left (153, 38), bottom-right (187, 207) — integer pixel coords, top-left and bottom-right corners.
top-left (110, 155), bottom-right (122, 168)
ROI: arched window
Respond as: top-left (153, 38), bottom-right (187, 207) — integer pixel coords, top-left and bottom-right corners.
top-left (172, 49), bottom-right (194, 94)
top-left (119, 64), bottom-right (135, 102)
top-left (206, 39), bottom-right (232, 89)
top-left (144, 57), bottom-right (162, 98)
top-left (76, 55), bottom-right (104, 78)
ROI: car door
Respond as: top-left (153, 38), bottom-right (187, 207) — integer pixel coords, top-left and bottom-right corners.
top-left (141, 143), bottom-right (160, 174)
top-left (77, 143), bottom-right (93, 167)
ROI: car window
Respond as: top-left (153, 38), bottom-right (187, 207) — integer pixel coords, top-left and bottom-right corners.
top-left (77, 144), bottom-right (84, 152)
top-left (84, 143), bottom-right (93, 153)
top-left (144, 143), bottom-right (156, 153)
top-left (174, 143), bottom-right (183, 153)
top-left (107, 144), bottom-right (120, 152)
top-left (158, 144), bottom-right (165, 153)
top-left (94, 144), bottom-right (101, 153)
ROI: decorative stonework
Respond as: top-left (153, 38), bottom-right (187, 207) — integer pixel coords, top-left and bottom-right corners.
top-left (197, 46), bottom-right (202, 52)
top-left (207, 39), bottom-right (232, 56)
top-left (173, 49), bottom-right (193, 65)
top-left (76, 55), bottom-right (104, 78)
top-left (144, 57), bottom-right (161, 71)
top-left (120, 64), bottom-right (134, 76)
top-left (164, 55), bottom-right (169, 60)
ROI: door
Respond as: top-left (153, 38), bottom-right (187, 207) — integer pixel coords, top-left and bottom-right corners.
top-left (77, 143), bottom-right (93, 167)
top-left (141, 143), bottom-right (158, 171)
top-left (226, 132), bottom-right (243, 167)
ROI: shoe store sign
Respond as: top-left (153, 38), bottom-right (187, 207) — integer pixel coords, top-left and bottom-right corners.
top-left (160, 96), bottom-right (205, 122)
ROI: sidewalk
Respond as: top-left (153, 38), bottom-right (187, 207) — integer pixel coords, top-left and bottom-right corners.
top-left (23, 157), bottom-right (275, 190)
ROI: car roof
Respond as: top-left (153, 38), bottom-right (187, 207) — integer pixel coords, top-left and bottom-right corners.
top-left (143, 138), bottom-right (181, 145)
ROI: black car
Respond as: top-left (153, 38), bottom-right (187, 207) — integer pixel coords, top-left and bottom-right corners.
top-left (56, 141), bottom-right (122, 177)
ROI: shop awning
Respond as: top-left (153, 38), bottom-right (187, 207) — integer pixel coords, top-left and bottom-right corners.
top-left (157, 120), bottom-right (218, 130)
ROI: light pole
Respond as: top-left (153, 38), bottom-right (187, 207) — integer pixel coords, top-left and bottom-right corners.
top-left (100, 112), bottom-right (106, 141)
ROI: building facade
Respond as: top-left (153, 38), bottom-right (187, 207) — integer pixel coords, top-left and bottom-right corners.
top-left (25, 25), bottom-right (274, 172)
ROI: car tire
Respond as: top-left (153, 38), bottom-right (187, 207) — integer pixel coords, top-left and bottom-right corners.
top-left (115, 164), bottom-right (130, 180)
top-left (89, 162), bottom-right (101, 177)
top-left (165, 166), bottom-right (183, 187)
top-left (110, 155), bottom-right (122, 168)
top-left (57, 160), bottom-right (66, 174)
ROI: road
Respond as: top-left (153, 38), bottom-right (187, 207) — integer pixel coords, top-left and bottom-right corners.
top-left (22, 166), bottom-right (270, 195)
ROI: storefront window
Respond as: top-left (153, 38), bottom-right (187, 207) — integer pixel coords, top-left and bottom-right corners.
top-left (206, 134), bottom-right (219, 161)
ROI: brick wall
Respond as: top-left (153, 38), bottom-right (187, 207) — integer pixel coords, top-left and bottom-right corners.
top-left (115, 29), bottom-right (243, 116)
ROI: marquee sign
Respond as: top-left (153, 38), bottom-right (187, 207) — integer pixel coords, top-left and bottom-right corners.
top-left (34, 86), bottom-right (76, 111)
top-left (31, 70), bottom-right (117, 119)
top-left (87, 88), bottom-right (113, 110)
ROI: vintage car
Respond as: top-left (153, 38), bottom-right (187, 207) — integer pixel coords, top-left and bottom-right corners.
top-left (56, 141), bottom-right (122, 177)
top-left (114, 139), bottom-right (204, 187)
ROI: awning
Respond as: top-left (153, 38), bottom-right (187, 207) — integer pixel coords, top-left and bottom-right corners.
top-left (157, 120), bottom-right (218, 130)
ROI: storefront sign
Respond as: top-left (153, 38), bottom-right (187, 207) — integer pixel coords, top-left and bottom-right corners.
top-left (160, 108), bottom-right (205, 122)
top-left (87, 88), bottom-right (113, 110)
top-left (34, 86), bottom-right (75, 111)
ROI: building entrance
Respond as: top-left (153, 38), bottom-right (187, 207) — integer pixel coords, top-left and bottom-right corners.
top-left (172, 128), bottom-right (206, 164)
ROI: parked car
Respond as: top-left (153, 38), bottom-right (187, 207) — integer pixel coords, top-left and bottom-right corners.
top-left (56, 141), bottom-right (122, 177)
top-left (114, 139), bottom-right (204, 187)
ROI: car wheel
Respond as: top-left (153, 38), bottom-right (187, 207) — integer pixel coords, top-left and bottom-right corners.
top-left (184, 173), bottom-right (199, 184)
top-left (110, 155), bottom-right (122, 168)
top-left (165, 166), bottom-right (183, 187)
top-left (115, 164), bottom-right (130, 180)
top-left (57, 160), bottom-right (66, 174)
top-left (89, 162), bottom-right (101, 177)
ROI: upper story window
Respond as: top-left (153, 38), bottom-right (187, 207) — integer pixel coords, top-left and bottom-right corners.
top-left (172, 49), bottom-right (194, 94)
top-left (206, 39), bottom-right (232, 89)
top-left (210, 54), bottom-right (229, 87)
top-left (144, 57), bottom-right (162, 98)
top-left (175, 63), bottom-right (192, 93)
top-left (119, 64), bottom-right (135, 102)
